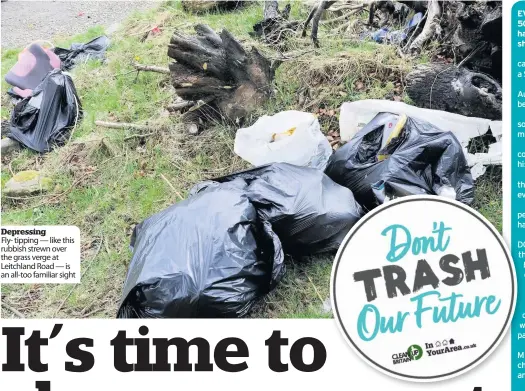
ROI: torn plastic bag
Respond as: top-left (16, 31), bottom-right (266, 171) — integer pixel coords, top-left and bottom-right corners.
top-left (234, 111), bottom-right (332, 170)
top-left (194, 163), bottom-right (364, 255)
top-left (325, 113), bottom-right (474, 211)
top-left (338, 99), bottom-right (502, 180)
top-left (117, 181), bottom-right (285, 318)
top-left (369, 12), bottom-right (423, 44)
top-left (53, 36), bottom-right (110, 70)
top-left (8, 69), bottom-right (82, 153)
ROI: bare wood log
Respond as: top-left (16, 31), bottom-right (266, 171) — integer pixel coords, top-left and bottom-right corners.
top-left (132, 63), bottom-right (170, 74)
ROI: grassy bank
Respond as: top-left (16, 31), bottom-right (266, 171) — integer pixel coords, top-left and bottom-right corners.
top-left (0, 1), bottom-right (502, 319)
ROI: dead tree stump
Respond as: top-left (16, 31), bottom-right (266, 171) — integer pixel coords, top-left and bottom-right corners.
top-left (406, 63), bottom-right (502, 120)
top-left (252, 1), bottom-right (300, 46)
top-left (168, 24), bottom-right (278, 133)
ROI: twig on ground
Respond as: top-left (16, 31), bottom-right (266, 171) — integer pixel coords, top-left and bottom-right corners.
top-left (81, 308), bottom-right (105, 318)
top-left (2, 301), bottom-right (26, 318)
top-left (305, 273), bottom-right (324, 304)
top-left (4, 194), bottom-right (49, 201)
top-left (95, 120), bottom-right (155, 131)
top-left (68, 94), bottom-right (81, 143)
top-left (8, 161), bottom-right (14, 176)
top-left (132, 62), bottom-right (170, 74)
top-left (160, 173), bottom-right (184, 201)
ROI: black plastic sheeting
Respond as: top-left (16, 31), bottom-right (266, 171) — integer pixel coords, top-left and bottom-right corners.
top-left (325, 113), bottom-right (474, 211)
top-left (118, 163), bottom-right (363, 318)
top-left (53, 36), bottom-right (110, 70)
top-left (8, 69), bottom-right (82, 153)
top-left (117, 181), bottom-right (285, 318)
top-left (203, 163), bottom-right (364, 255)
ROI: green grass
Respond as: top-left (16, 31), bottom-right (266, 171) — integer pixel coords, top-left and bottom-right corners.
top-left (0, 1), bottom-right (502, 319)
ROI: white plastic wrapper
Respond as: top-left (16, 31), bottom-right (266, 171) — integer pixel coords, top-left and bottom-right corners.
top-left (234, 111), bottom-right (332, 170)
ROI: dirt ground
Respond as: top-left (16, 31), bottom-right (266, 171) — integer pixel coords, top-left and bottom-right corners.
top-left (1, 0), bottom-right (160, 48)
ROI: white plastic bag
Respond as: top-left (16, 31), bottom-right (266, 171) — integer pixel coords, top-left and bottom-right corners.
top-left (234, 111), bottom-right (332, 170)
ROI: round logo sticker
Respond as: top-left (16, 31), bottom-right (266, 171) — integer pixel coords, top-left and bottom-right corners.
top-left (331, 196), bottom-right (516, 382)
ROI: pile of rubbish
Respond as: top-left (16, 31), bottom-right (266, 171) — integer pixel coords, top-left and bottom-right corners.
top-left (2, 36), bottom-right (109, 153)
top-left (118, 163), bottom-right (362, 318)
top-left (118, 100), bottom-right (500, 318)
top-left (325, 112), bottom-right (474, 210)
top-left (369, 12), bottom-right (423, 45)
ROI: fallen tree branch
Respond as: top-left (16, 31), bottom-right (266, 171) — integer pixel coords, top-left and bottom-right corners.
top-left (2, 301), bottom-right (26, 318)
top-left (132, 62), bottom-right (170, 74)
top-left (167, 100), bottom-right (194, 112)
top-left (95, 120), bottom-right (154, 131)
top-left (329, 4), bottom-right (365, 13)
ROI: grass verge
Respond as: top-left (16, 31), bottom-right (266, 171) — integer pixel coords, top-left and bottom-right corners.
top-left (1, 1), bottom-right (502, 319)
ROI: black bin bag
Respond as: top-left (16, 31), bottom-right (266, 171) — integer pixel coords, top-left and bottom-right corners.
top-left (117, 182), bottom-right (285, 318)
top-left (8, 69), bottom-right (81, 153)
top-left (325, 113), bottom-right (474, 211)
top-left (53, 36), bottom-right (110, 70)
top-left (199, 163), bottom-right (364, 255)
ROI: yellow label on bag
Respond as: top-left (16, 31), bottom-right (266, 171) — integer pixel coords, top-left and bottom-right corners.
top-left (271, 127), bottom-right (296, 142)
top-left (377, 114), bottom-right (407, 161)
